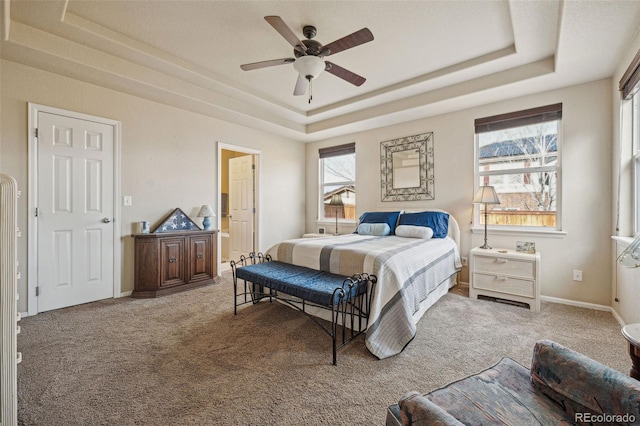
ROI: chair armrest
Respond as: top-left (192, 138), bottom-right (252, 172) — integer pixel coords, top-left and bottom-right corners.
top-left (398, 391), bottom-right (465, 426)
top-left (531, 340), bottom-right (640, 419)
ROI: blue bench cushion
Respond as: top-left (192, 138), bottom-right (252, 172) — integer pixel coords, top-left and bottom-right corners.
top-left (235, 261), bottom-right (367, 306)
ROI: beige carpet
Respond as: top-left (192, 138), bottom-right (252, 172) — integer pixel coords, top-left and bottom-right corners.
top-left (18, 272), bottom-right (630, 425)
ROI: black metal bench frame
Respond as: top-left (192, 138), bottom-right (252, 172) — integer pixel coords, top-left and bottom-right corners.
top-left (230, 252), bottom-right (377, 365)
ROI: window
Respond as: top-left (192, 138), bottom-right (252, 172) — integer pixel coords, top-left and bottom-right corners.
top-left (633, 95), bottom-right (640, 234)
top-left (319, 143), bottom-right (356, 221)
top-left (475, 103), bottom-right (562, 229)
top-left (620, 48), bottom-right (640, 234)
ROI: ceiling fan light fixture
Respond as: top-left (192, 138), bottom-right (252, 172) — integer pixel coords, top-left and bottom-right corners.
top-left (293, 55), bottom-right (325, 80)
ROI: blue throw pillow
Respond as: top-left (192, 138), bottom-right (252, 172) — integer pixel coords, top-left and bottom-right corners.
top-left (358, 211), bottom-right (401, 235)
top-left (398, 211), bottom-right (449, 238)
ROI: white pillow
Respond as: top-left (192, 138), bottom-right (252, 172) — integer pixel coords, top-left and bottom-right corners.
top-left (356, 223), bottom-right (391, 236)
top-left (395, 225), bottom-right (434, 239)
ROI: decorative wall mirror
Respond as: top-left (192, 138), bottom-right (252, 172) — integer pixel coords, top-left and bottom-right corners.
top-left (380, 132), bottom-right (434, 201)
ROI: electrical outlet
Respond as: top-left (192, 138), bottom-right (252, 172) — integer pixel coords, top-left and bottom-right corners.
top-left (572, 269), bottom-right (583, 282)
top-left (461, 257), bottom-right (468, 266)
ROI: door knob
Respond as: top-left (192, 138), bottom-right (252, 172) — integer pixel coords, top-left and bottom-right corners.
top-left (102, 217), bottom-right (112, 223)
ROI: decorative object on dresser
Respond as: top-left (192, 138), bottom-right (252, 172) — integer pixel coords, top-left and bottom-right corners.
top-left (152, 207), bottom-right (201, 233)
top-left (381, 132), bottom-right (434, 201)
top-left (469, 247), bottom-right (540, 312)
top-left (472, 185), bottom-right (501, 249)
top-left (197, 204), bottom-right (215, 231)
top-left (327, 193), bottom-right (343, 235)
top-left (133, 208), bottom-right (219, 298)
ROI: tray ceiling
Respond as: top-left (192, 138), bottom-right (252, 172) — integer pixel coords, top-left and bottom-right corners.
top-left (2, 0), bottom-right (640, 141)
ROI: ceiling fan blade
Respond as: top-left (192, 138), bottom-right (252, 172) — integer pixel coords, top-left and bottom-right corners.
top-left (325, 61), bottom-right (366, 86)
top-left (264, 16), bottom-right (307, 53)
top-left (322, 28), bottom-right (373, 56)
top-left (240, 58), bottom-right (295, 71)
top-left (293, 74), bottom-right (308, 96)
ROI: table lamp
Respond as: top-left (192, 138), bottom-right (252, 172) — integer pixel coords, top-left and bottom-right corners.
top-left (617, 234), bottom-right (640, 267)
top-left (328, 194), bottom-right (344, 235)
top-left (473, 186), bottom-right (501, 249)
top-left (197, 204), bottom-right (215, 230)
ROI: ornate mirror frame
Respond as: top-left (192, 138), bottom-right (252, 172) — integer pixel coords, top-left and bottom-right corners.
top-left (380, 132), bottom-right (434, 201)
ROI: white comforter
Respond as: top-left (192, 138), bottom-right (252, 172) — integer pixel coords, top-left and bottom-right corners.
top-left (267, 234), bottom-right (462, 359)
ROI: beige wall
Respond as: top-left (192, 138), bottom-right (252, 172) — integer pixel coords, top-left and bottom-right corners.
top-left (0, 60), bottom-right (306, 312)
top-left (306, 79), bottom-right (613, 306)
top-left (611, 29), bottom-right (640, 325)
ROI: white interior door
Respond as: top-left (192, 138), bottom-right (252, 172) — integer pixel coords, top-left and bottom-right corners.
top-left (37, 111), bottom-right (115, 312)
top-left (229, 155), bottom-right (255, 261)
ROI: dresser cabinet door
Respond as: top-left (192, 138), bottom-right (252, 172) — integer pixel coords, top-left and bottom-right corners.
top-left (160, 237), bottom-right (187, 287)
top-left (189, 234), bottom-right (213, 282)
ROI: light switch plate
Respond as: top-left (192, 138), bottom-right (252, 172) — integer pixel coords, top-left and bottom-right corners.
top-left (123, 195), bottom-right (132, 206)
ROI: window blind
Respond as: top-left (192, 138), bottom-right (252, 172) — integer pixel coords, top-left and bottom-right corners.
top-left (475, 103), bottom-right (562, 134)
top-left (619, 48), bottom-right (640, 100)
top-left (319, 142), bottom-right (355, 158)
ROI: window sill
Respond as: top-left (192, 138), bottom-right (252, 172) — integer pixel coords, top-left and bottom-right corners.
top-left (317, 220), bottom-right (356, 225)
top-left (612, 236), bottom-right (635, 248)
top-left (471, 226), bottom-right (567, 238)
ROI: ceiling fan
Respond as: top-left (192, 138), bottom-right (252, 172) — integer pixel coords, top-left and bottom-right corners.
top-left (240, 16), bottom-right (374, 103)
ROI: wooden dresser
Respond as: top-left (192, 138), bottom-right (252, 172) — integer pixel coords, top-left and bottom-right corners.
top-left (133, 230), bottom-right (219, 298)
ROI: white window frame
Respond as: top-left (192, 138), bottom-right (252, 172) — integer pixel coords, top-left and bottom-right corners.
top-left (317, 143), bottom-right (357, 223)
top-left (632, 95), bottom-right (640, 235)
top-left (473, 106), bottom-right (563, 234)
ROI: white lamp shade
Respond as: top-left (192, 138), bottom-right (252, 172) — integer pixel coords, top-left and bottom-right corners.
top-left (293, 56), bottom-right (325, 80)
top-left (473, 186), bottom-right (501, 205)
top-left (197, 204), bottom-right (215, 217)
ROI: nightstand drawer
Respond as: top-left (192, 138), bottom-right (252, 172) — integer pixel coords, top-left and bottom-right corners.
top-left (474, 256), bottom-right (534, 279)
top-left (473, 273), bottom-right (535, 298)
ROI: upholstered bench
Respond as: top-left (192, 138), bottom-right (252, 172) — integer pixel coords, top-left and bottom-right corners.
top-left (386, 340), bottom-right (640, 425)
top-left (230, 253), bottom-right (376, 365)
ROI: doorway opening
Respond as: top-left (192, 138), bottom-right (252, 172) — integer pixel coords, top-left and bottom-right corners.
top-left (218, 143), bottom-right (259, 273)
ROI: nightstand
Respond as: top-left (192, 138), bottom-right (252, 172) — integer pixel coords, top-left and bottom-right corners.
top-left (302, 233), bottom-right (327, 238)
top-left (469, 247), bottom-right (540, 312)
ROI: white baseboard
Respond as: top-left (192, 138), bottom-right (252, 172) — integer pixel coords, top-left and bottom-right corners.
top-left (119, 291), bottom-right (132, 298)
top-left (19, 311), bottom-right (28, 319)
top-left (609, 308), bottom-right (626, 327)
top-left (540, 295), bottom-right (625, 326)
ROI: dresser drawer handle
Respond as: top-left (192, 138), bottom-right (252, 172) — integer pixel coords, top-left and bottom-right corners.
top-left (168, 257), bottom-right (177, 263)
top-left (495, 275), bottom-right (508, 281)
top-left (495, 259), bottom-right (508, 264)
top-left (196, 253), bottom-right (204, 259)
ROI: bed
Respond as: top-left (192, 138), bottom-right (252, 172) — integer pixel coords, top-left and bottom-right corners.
top-left (266, 209), bottom-right (462, 359)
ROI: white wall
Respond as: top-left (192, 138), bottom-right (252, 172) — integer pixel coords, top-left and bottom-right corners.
top-left (611, 28), bottom-right (640, 325)
top-left (0, 60), bottom-right (306, 312)
top-left (306, 79), bottom-right (613, 306)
